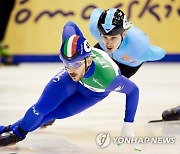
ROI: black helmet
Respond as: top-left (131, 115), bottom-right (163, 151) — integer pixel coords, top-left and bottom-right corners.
top-left (97, 8), bottom-right (131, 35)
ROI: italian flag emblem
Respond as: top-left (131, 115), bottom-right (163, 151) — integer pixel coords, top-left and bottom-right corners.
top-left (63, 35), bottom-right (80, 58)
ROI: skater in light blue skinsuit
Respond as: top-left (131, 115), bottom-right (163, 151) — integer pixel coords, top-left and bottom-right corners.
top-left (90, 8), bottom-right (166, 78)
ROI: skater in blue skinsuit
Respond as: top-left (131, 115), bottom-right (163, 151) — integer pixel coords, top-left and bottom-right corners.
top-left (33, 8), bottom-right (166, 129)
top-left (0, 21), bottom-right (140, 151)
top-left (90, 8), bottom-right (166, 78)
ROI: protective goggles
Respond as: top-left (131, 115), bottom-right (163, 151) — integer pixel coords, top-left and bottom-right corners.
top-left (63, 59), bottom-right (85, 69)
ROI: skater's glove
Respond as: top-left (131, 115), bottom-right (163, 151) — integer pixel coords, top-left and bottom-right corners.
top-left (120, 122), bottom-right (141, 151)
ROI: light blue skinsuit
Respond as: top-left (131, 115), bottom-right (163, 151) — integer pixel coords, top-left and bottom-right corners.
top-left (89, 8), bottom-right (166, 67)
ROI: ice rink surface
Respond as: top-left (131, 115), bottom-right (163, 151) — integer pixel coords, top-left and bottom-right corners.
top-left (0, 63), bottom-right (180, 154)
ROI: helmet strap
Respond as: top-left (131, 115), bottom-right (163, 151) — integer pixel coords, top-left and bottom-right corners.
top-left (84, 57), bottom-right (90, 74)
top-left (117, 33), bottom-right (124, 49)
top-left (120, 33), bottom-right (124, 44)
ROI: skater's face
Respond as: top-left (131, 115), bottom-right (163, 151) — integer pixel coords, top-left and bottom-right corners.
top-left (101, 32), bottom-right (125, 53)
top-left (65, 57), bottom-right (92, 82)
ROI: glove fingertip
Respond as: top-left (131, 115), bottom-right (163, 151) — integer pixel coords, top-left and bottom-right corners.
top-left (134, 148), bottom-right (142, 152)
top-left (117, 143), bottom-right (122, 146)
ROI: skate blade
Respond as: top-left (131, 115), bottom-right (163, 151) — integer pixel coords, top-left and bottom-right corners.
top-left (148, 119), bottom-right (163, 123)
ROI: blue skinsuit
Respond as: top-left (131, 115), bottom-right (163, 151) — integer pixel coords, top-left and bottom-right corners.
top-left (89, 8), bottom-right (166, 67)
top-left (0, 21), bottom-right (139, 137)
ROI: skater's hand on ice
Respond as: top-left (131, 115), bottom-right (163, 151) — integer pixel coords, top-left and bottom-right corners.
top-left (120, 122), bottom-right (141, 152)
